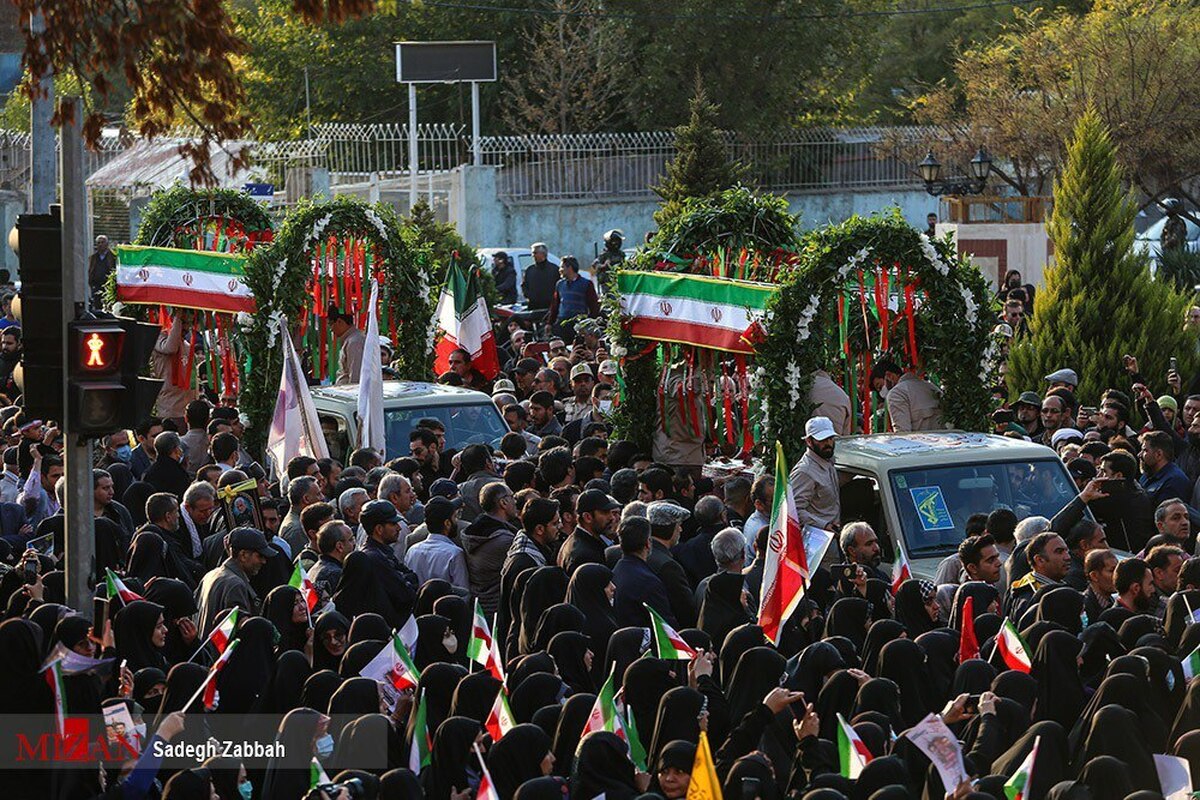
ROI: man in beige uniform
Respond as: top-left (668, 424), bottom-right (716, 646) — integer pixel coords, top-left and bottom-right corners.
top-left (810, 369), bottom-right (853, 436)
top-left (330, 305), bottom-right (366, 385)
top-left (151, 311), bottom-right (199, 426)
top-left (789, 416), bottom-right (841, 532)
top-left (870, 360), bottom-right (945, 432)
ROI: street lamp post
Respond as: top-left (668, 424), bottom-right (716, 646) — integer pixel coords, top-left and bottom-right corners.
top-left (919, 147), bottom-right (994, 196)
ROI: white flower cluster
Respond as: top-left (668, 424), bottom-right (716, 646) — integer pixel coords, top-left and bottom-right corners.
top-left (786, 359), bottom-right (803, 409)
top-left (919, 233), bottom-right (950, 277)
top-left (959, 285), bottom-right (978, 326)
top-left (361, 208), bottom-right (391, 242)
top-left (751, 367), bottom-right (770, 433)
top-left (796, 296), bottom-right (820, 341)
top-left (839, 247), bottom-right (871, 280)
top-left (265, 309), bottom-right (286, 348)
top-left (235, 311), bottom-right (254, 330)
top-left (609, 342), bottom-right (628, 359)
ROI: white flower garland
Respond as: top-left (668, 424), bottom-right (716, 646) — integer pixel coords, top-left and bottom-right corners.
top-left (796, 296), bottom-right (820, 341)
top-left (786, 359), bottom-right (803, 409)
top-left (919, 233), bottom-right (951, 277)
top-left (959, 285), bottom-right (979, 326)
top-left (751, 367), bottom-right (769, 434)
top-left (839, 247), bottom-right (871, 280)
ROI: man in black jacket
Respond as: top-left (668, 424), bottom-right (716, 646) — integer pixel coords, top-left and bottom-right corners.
top-left (358, 499), bottom-right (419, 628)
top-left (646, 500), bottom-right (697, 628)
top-left (143, 431), bottom-right (192, 499)
top-left (558, 488), bottom-right (619, 575)
top-left (1051, 450), bottom-right (1155, 553)
top-left (521, 243), bottom-right (558, 311)
top-left (672, 495), bottom-right (726, 588)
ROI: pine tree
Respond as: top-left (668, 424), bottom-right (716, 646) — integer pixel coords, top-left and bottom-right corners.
top-left (653, 78), bottom-right (748, 227)
top-left (1007, 109), bottom-right (1199, 406)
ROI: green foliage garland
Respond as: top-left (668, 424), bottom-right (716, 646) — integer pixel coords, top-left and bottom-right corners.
top-left (240, 196), bottom-right (432, 455)
top-left (758, 211), bottom-right (995, 465)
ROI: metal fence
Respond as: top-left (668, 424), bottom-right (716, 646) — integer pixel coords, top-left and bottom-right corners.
top-left (0, 129), bottom-right (131, 193)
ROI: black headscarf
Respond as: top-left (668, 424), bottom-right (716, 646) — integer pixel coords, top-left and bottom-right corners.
top-left (513, 776), bottom-right (570, 800)
top-left (144, 576), bottom-right (199, 663)
top-left (572, 731), bottom-right (639, 800)
top-left (415, 579), bottom-right (454, 617)
top-left (548, 630), bottom-right (595, 694)
top-left (53, 613), bottom-right (92, 654)
top-left (28, 602), bottom-right (69, 656)
top-left (551, 692), bottom-right (596, 777)
top-left (312, 610), bottom-right (350, 672)
top-left (1172, 729), bottom-right (1200, 784)
top-left (340, 639), bottom-right (386, 678)
top-left (348, 612), bottom-right (391, 645)
top-left (451, 670), bottom-right (502, 724)
top-left (1078, 756), bottom-right (1135, 800)
top-left (1037, 587), bottom-right (1084, 635)
top-left (726, 645), bottom-right (786, 721)
top-left (0, 618), bottom-right (54, 715)
top-left (413, 662), bottom-right (468, 736)
top-left (126, 531), bottom-right (168, 584)
top-left (122, 481), bottom-right (154, 528)
top-left (862, 619), bottom-right (906, 677)
top-left (302, 669), bottom-right (342, 715)
top-left (379, 769), bottom-right (424, 799)
top-left (894, 579), bottom-right (937, 636)
top-left (261, 707), bottom-right (324, 800)
top-left (1163, 590), bottom-right (1200, 650)
top-left (826, 597), bottom-right (872, 651)
top-left (853, 755), bottom-right (911, 800)
top-left (132, 666), bottom-right (167, 716)
top-left (519, 567), bottom-right (569, 657)
top-left (531, 704), bottom-right (561, 738)
top-left (213, 616), bottom-right (277, 715)
top-left (950, 582), bottom-right (998, 631)
top-left (992, 720), bottom-right (1069, 800)
top-left (486, 723), bottom-right (552, 800)
top-left (268, 650), bottom-right (312, 714)
top-left (786, 641), bottom-right (846, 701)
top-left (878, 638), bottom-right (931, 727)
top-left (328, 677), bottom-right (382, 740)
top-left (623, 657), bottom-right (680, 746)
top-left (720, 623), bottom-right (765, 687)
top-left (698, 571), bottom-right (752, 652)
top-left (533, 603), bottom-right (586, 652)
top-left (1077, 706), bottom-right (1158, 792)
top-left (1031, 630), bottom-right (1084, 729)
top-left (1069, 673), bottom-right (1166, 760)
top-left (1077, 623), bottom-right (1125, 688)
top-left (264, 585), bottom-right (309, 654)
top-left (647, 686), bottom-right (704, 766)
top-left (414, 614), bottom-right (456, 670)
top-left (332, 713), bottom-right (402, 777)
top-left (724, 753), bottom-right (781, 800)
top-left (604, 627), bottom-right (650, 692)
top-left (155, 661), bottom-right (208, 723)
top-left (915, 629), bottom-right (959, 709)
top-left (511, 671), bottom-right (568, 724)
top-left (1129, 645), bottom-right (1184, 722)
top-left (509, 653), bottom-right (557, 689)
top-left (332, 552), bottom-right (394, 622)
top-left (433, 594), bottom-right (472, 666)
top-left (852, 678), bottom-right (903, 734)
top-left (1117, 616), bottom-right (1159, 652)
top-left (950, 659), bottom-right (996, 697)
top-left (113, 599), bottom-right (167, 672)
top-left (816, 669), bottom-right (862, 741)
top-left (425, 716), bottom-right (481, 799)
top-left (566, 563), bottom-right (618, 679)
top-left (162, 767), bottom-right (214, 800)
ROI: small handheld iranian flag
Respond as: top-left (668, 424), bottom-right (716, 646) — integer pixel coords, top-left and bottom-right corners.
top-left (201, 640), bottom-right (239, 711)
top-left (645, 603), bottom-right (697, 660)
top-left (44, 658), bottom-right (67, 735)
top-left (891, 548), bottom-right (913, 594)
top-left (996, 619), bottom-right (1032, 673)
top-left (309, 756), bottom-right (331, 789)
top-left (1004, 735), bottom-right (1039, 800)
top-left (210, 608), bottom-right (239, 655)
top-left (837, 712), bottom-right (873, 778)
top-left (467, 600), bottom-right (506, 682)
top-left (288, 562), bottom-right (319, 616)
top-left (758, 441), bottom-right (809, 644)
top-left (485, 686), bottom-right (517, 742)
top-left (616, 687), bottom-right (648, 772)
top-left (1181, 641), bottom-right (1200, 681)
top-left (361, 633), bottom-right (421, 691)
top-left (408, 689), bottom-right (432, 774)
top-left (433, 262), bottom-right (500, 380)
top-left (475, 743), bottom-right (501, 800)
top-left (105, 569), bottom-right (142, 605)
top-left (582, 666), bottom-right (628, 741)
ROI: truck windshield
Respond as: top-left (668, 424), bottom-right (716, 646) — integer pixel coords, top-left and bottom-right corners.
top-left (888, 459), bottom-right (1077, 556)
top-left (384, 403), bottom-right (509, 454)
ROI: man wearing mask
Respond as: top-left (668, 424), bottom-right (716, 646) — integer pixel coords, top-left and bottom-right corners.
top-left (98, 431), bottom-right (132, 471)
top-left (521, 243), bottom-right (558, 312)
top-left (563, 383), bottom-right (613, 445)
top-left (790, 416), bottom-right (841, 533)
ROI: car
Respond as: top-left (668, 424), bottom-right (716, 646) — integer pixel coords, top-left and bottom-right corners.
top-left (310, 381), bottom-right (509, 464)
top-left (477, 246), bottom-right (595, 307)
top-left (1134, 215), bottom-right (1200, 264)
top-left (833, 432), bottom-right (1079, 580)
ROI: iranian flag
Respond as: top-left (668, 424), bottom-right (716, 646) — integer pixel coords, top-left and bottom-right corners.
top-left (44, 658), bottom-right (67, 735)
top-left (201, 640), bottom-right (239, 711)
top-left (758, 441), bottom-right (809, 645)
top-left (616, 270), bottom-right (775, 354)
top-left (958, 596), bottom-right (979, 663)
top-left (114, 245), bottom-right (255, 314)
top-left (360, 633), bottom-right (421, 691)
top-left (615, 686), bottom-right (648, 772)
top-left (837, 712), bottom-right (873, 778)
top-left (891, 548), bottom-right (913, 594)
top-left (1182, 641), bottom-right (1200, 681)
top-left (288, 562), bottom-right (319, 615)
top-left (582, 666), bottom-right (628, 741)
top-left (996, 619), bottom-right (1032, 673)
top-left (309, 757), bottom-right (331, 789)
top-left (210, 608), bottom-right (239, 655)
top-left (645, 603), bottom-right (697, 660)
top-left (105, 569), bottom-right (142, 605)
top-left (475, 743), bottom-right (501, 800)
top-left (433, 262), bottom-right (500, 380)
top-left (485, 686), bottom-right (517, 742)
top-left (467, 600), bottom-right (505, 682)
top-left (408, 689), bottom-right (432, 774)
top-left (1004, 735), bottom-right (1039, 800)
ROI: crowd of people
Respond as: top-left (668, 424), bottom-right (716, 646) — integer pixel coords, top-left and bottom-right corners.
top-left (0, 270), bottom-right (1199, 800)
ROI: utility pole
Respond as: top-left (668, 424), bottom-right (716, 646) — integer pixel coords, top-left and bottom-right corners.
top-left (303, 65), bottom-right (313, 139)
top-left (29, 11), bottom-right (57, 216)
top-left (58, 96), bottom-right (94, 612)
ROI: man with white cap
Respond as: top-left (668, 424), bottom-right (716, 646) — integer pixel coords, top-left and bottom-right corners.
top-left (1044, 368), bottom-right (1079, 392)
top-left (789, 416), bottom-right (842, 533)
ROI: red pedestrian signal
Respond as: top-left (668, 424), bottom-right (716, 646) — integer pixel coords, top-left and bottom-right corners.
top-left (68, 324), bottom-right (124, 379)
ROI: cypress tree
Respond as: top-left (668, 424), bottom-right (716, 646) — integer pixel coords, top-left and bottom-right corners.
top-left (653, 78), bottom-right (748, 227)
top-left (1007, 109), bottom-right (1199, 405)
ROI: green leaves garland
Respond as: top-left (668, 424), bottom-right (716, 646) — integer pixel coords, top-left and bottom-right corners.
top-left (240, 196), bottom-right (433, 455)
top-left (757, 211), bottom-right (995, 465)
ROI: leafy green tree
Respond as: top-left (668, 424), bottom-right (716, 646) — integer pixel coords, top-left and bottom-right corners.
top-left (1007, 110), bottom-right (1199, 404)
top-left (653, 81), bottom-right (748, 227)
top-left (405, 200), bottom-right (499, 306)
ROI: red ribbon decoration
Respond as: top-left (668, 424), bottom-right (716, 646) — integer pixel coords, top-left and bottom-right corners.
top-left (736, 354), bottom-right (752, 455)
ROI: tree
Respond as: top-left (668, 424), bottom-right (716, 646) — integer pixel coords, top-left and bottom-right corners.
top-left (405, 200), bottom-right (499, 306)
top-left (1007, 110), bottom-right (1199, 405)
top-left (652, 80), bottom-right (748, 227)
top-left (499, 0), bottom-right (629, 135)
top-left (912, 0), bottom-right (1200, 203)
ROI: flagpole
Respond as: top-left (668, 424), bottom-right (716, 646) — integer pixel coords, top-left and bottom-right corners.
top-left (182, 653), bottom-right (222, 712)
top-left (1185, 592), bottom-right (1196, 625)
top-left (186, 628), bottom-right (216, 664)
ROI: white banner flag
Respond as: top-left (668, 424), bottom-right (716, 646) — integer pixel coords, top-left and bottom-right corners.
top-left (267, 323), bottom-right (329, 477)
top-left (357, 279), bottom-right (386, 459)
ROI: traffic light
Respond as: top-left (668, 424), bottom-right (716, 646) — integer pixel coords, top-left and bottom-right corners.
top-left (12, 210), bottom-right (64, 422)
top-left (67, 317), bottom-right (164, 436)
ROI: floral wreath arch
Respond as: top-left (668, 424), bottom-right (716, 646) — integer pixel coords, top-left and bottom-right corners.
top-left (756, 211), bottom-right (997, 465)
top-left (240, 197), bottom-right (433, 454)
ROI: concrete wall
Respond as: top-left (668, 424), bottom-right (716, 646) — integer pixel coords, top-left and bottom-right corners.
top-left (448, 165), bottom-right (937, 261)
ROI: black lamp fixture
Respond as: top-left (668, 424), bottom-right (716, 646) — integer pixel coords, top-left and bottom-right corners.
top-left (919, 146), bottom-right (993, 196)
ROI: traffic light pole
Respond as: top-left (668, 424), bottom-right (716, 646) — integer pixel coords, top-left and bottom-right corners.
top-left (59, 97), bottom-right (95, 613)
